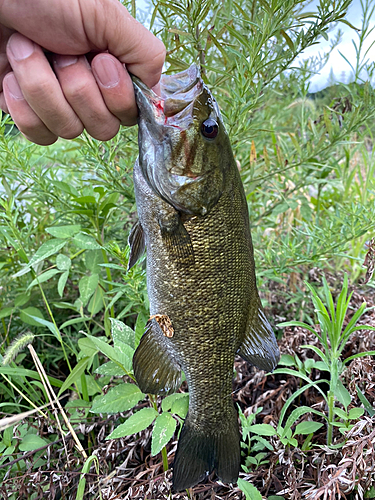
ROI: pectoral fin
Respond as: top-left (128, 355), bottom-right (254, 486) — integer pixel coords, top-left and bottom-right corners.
top-left (158, 210), bottom-right (194, 266)
top-left (161, 221), bottom-right (195, 266)
top-left (127, 220), bottom-right (146, 270)
top-left (133, 317), bottom-right (181, 395)
top-left (238, 308), bottom-right (280, 372)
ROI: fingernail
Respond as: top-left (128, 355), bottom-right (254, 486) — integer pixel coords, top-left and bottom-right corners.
top-left (8, 33), bottom-right (35, 61)
top-left (54, 55), bottom-right (78, 68)
top-left (93, 56), bottom-right (120, 88)
top-left (5, 73), bottom-right (24, 100)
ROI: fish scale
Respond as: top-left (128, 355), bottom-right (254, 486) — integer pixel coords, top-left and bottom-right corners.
top-left (128, 64), bottom-right (280, 491)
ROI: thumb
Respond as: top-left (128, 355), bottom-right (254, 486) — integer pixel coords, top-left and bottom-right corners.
top-left (80, 0), bottom-right (165, 88)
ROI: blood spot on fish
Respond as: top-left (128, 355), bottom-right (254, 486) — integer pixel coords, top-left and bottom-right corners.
top-left (149, 314), bottom-right (174, 338)
top-left (154, 100), bottom-right (164, 112)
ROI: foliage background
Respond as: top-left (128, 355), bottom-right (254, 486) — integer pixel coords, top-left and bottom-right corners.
top-left (1, 0), bottom-right (374, 352)
top-left (0, 0), bottom-right (375, 498)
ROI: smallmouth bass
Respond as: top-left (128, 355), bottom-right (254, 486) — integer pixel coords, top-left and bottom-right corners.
top-left (128, 64), bottom-right (279, 491)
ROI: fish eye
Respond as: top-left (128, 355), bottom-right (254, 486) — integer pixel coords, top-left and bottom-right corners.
top-left (201, 118), bottom-right (218, 139)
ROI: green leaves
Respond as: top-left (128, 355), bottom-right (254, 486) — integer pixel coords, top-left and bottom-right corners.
top-left (73, 233), bottom-right (101, 250)
top-left (161, 392), bottom-right (189, 419)
top-left (91, 384), bottom-right (144, 414)
top-left (46, 225), bottom-right (81, 239)
top-left (76, 455), bottom-right (100, 500)
top-left (110, 318), bottom-right (135, 350)
top-left (169, 394), bottom-right (189, 419)
top-left (95, 361), bottom-right (124, 377)
top-left (83, 317), bottom-right (183, 461)
top-left (19, 306), bottom-right (45, 326)
top-left (27, 239), bottom-right (67, 270)
top-left (0, 307), bottom-right (13, 319)
top-left (277, 273), bottom-right (374, 446)
top-left (294, 421), bottom-right (323, 435)
top-left (83, 319), bottom-right (136, 377)
top-left (237, 479), bottom-right (263, 500)
top-left (13, 239), bottom-right (67, 277)
top-left (334, 380), bottom-right (351, 410)
top-left (79, 274), bottom-right (99, 307)
top-left (249, 424), bottom-right (277, 437)
top-left (19, 434), bottom-right (49, 452)
top-left (84, 334), bottom-right (131, 375)
top-left (85, 250), bottom-right (103, 274)
top-left (151, 412), bottom-right (177, 456)
top-left (107, 408), bottom-right (158, 440)
top-left (9, 217), bottom-right (107, 319)
top-left (356, 386), bottom-right (375, 417)
top-left (58, 271), bottom-right (69, 297)
top-left (58, 357), bottom-right (91, 396)
top-left (27, 269), bottom-right (60, 291)
top-left (56, 254), bottom-right (71, 271)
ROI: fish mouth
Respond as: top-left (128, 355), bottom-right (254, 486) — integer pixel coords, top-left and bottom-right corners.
top-left (132, 64), bottom-right (203, 126)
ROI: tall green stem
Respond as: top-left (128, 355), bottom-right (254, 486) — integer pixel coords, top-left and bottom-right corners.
top-left (327, 390), bottom-right (335, 446)
top-left (149, 394), bottom-right (169, 472)
top-left (37, 282), bottom-right (72, 371)
top-left (100, 248), bottom-right (115, 319)
top-left (161, 445), bottom-right (169, 472)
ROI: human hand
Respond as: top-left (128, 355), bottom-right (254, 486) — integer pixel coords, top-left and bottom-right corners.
top-left (0, 0), bottom-right (165, 145)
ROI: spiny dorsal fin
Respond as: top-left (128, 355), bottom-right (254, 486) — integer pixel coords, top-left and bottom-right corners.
top-left (127, 220), bottom-right (146, 271)
top-left (238, 308), bottom-right (280, 372)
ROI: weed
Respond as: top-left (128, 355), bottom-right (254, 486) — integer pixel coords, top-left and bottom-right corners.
top-left (277, 274), bottom-right (375, 445)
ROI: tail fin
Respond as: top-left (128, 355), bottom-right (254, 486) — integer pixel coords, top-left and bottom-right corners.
top-left (172, 412), bottom-right (240, 492)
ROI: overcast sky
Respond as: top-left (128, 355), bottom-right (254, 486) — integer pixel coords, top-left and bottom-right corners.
top-left (298, 0), bottom-right (375, 90)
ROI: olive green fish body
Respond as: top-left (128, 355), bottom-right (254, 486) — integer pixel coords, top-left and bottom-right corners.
top-left (129, 65), bottom-right (279, 491)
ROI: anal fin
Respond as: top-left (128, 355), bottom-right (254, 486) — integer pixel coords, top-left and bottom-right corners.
top-left (127, 220), bottom-right (146, 270)
top-left (238, 308), bottom-right (280, 372)
top-left (133, 317), bottom-right (181, 395)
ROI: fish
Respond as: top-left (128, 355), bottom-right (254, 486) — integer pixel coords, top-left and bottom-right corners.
top-left (128, 64), bottom-right (280, 491)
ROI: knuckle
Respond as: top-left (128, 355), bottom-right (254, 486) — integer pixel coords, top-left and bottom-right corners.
top-left (16, 119), bottom-right (57, 145)
top-left (15, 116), bottom-right (43, 136)
top-left (24, 133), bottom-right (57, 146)
top-left (58, 120), bottom-right (84, 140)
top-left (23, 79), bottom-right (52, 102)
top-left (89, 122), bottom-right (119, 141)
top-left (63, 81), bottom-right (91, 105)
top-left (109, 96), bottom-right (134, 117)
